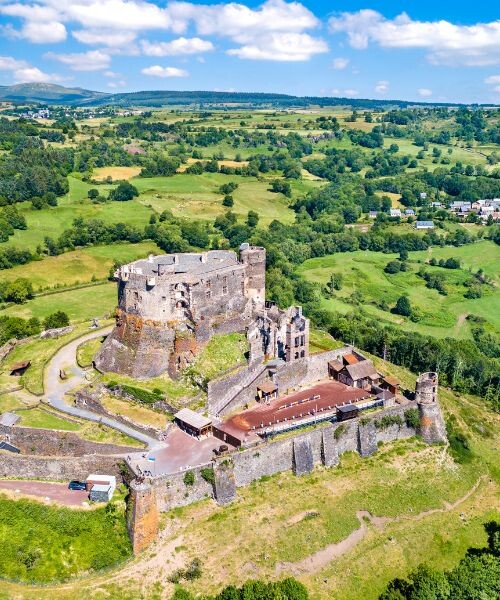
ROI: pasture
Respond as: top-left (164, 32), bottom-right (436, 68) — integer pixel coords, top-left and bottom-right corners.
top-left (298, 241), bottom-right (500, 339)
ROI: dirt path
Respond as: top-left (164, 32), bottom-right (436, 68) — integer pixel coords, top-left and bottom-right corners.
top-left (454, 312), bottom-right (468, 335)
top-left (276, 476), bottom-right (485, 576)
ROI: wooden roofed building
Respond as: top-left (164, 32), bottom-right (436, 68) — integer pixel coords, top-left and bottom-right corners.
top-left (174, 408), bottom-right (212, 438)
top-left (338, 359), bottom-right (380, 390)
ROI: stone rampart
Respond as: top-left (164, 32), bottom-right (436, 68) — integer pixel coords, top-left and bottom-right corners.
top-left (150, 402), bottom-right (421, 512)
top-left (0, 423), bottom-right (140, 457)
top-left (0, 452), bottom-right (126, 480)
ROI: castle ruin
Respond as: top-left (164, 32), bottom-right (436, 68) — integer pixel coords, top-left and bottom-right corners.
top-left (95, 244), bottom-right (309, 378)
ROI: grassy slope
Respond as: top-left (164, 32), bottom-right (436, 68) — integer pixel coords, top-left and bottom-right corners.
top-left (298, 241), bottom-right (500, 339)
top-left (0, 242), bottom-right (162, 290)
top-left (2, 354), bottom-right (497, 599)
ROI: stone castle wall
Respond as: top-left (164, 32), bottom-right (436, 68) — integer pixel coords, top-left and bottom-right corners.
top-left (0, 423), bottom-right (140, 457)
top-left (207, 347), bottom-right (353, 416)
top-left (152, 402), bottom-right (419, 511)
top-left (0, 452), bottom-right (126, 480)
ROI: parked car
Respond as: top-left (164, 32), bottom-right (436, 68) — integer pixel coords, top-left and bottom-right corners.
top-left (68, 480), bottom-right (86, 491)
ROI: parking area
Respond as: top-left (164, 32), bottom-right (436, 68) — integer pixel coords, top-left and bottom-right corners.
top-left (0, 480), bottom-right (89, 507)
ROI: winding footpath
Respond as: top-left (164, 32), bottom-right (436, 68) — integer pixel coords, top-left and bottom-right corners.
top-left (42, 326), bottom-right (161, 449)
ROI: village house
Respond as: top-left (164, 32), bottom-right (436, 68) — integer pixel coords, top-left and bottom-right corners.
top-left (390, 208), bottom-right (402, 217)
top-left (415, 220), bottom-right (435, 229)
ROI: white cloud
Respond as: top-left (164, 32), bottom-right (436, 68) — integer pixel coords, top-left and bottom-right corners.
top-left (141, 37), bottom-right (214, 56)
top-left (227, 32), bottom-right (327, 61)
top-left (329, 10), bottom-right (500, 66)
top-left (485, 75), bottom-right (500, 84)
top-left (331, 87), bottom-right (359, 97)
top-left (20, 21), bottom-right (67, 43)
top-left (73, 28), bottom-right (137, 47)
top-left (0, 55), bottom-right (61, 82)
top-left (417, 88), bottom-right (433, 97)
top-left (46, 50), bottom-right (111, 71)
top-left (375, 80), bottom-right (389, 94)
top-left (332, 57), bottom-right (349, 70)
top-left (142, 65), bottom-right (189, 78)
top-left (1, 1), bottom-right (327, 61)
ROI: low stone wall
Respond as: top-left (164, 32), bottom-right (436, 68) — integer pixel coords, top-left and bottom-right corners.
top-left (0, 452), bottom-right (126, 481)
top-left (0, 423), bottom-right (139, 457)
top-left (151, 402), bottom-right (420, 512)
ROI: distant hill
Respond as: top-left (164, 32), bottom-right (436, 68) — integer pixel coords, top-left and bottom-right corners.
top-left (0, 83), bottom-right (493, 109)
top-left (0, 83), bottom-right (107, 104)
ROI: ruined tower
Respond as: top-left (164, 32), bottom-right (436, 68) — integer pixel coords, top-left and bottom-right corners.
top-left (95, 247), bottom-right (266, 378)
top-left (416, 372), bottom-right (447, 444)
top-left (126, 479), bottom-right (159, 555)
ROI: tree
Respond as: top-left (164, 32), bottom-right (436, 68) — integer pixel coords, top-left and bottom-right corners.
top-left (246, 210), bottom-right (259, 228)
top-left (393, 295), bottom-right (412, 316)
top-left (88, 188), bottom-right (99, 200)
top-left (44, 311), bottom-right (69, 329)
top-left (109, 181), bottom-right (139, 202)
top-left (385, 260), bottom-right (402, 274)
top-left (222, 195), bottom-right (234, 207)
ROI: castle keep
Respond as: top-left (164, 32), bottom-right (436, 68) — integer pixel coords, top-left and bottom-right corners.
top-left (95, 245), bottom-right (309, 378)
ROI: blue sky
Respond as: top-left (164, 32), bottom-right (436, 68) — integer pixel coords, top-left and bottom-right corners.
top-left (0, 1), bottom-right (499, 103)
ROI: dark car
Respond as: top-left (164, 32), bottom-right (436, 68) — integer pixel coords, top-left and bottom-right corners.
top-left (68, 480), bottom-right (86, 491)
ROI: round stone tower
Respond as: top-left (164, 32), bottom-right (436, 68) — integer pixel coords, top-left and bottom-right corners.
top-left (416, 372), bottom-right (447, 444)
top-left (126, 479), bottom-right (159, 555)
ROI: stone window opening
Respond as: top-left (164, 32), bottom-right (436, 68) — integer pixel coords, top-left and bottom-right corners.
top-left (300, 350), bottom-right (305, 358)
top-left (206, 290), bottom-right (211, 299)
top-left (222, 275), bottom-right (228, 295)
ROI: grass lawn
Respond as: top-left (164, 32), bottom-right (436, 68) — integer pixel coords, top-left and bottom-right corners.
top-left (0, 337), bottom-right (499, 600)
top-left (0, 242), bottom-right (161, 290)
top-left (0, 496), bottom-right (131, 584)
top-left (3, 176), bottom-right (154, 252)
top-left (76, 336), bottom-right (104, 367)
top-left (100, 393), bottom-right (170, 428)
top-left (309, 328), bottom-right (344, 353)
top-left (2, 284), bottom-right (117, 323)
top-left (190, 333), bottom-right (249, 381)
top-left (298, 241), bottom-right (500, 338)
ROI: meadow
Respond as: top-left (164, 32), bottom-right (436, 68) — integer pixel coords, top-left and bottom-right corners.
top-left (1, 353), bottom-right (497, 599)
top-left (298, 240), bottom-right (500, 339)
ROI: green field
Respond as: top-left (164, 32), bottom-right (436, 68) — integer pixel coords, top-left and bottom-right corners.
top-left (134, 172), bottom-right (309, 226)
top-left (298, 241), bottom-right (500, 339)
top-left (2, 283), bottom-right (117, 322)
top-left (0, 242), bottom-right (161, 290)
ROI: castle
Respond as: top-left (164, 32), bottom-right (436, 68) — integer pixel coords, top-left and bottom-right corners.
top-left (95, 244), bottom-right (309, 378)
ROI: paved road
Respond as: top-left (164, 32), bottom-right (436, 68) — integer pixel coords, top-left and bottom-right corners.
top-left (43, 326), bottom-right (161, 449)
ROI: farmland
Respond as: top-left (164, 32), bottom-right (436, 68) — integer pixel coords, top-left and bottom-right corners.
top-left (298, 240), bottom-right (500, 339)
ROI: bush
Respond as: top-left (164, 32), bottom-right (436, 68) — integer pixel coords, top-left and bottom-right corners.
top-left (393, 295), bottom-right (412, 316)
top-left (374, 414), bottom-right (404, 429)
top-left (200, 467), bottom-right (215, 485)
top-left (183, 471), bottom-right (195, 486)
top-left (404, 408), bottom-right (420, 429)
top-left (109, 181), bottom-right (139, 202)
top-left (43, 310), bottom-right (69, 329)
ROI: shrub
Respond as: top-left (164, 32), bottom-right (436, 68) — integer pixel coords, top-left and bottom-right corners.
top-left (200, 467), bottom-right (215, 485)
top-left (334, 424), bottom-right (347, 440)
top-left (393, 295), bottom-right (412, 316)
top-left (43, 310), bottom-right (69, 329)
top-left (404, 408), bottom-right (420, 429)
top-left (374, 414), bottom-right (404, 429)
top-left (183, 471), bottom-right (195, 486)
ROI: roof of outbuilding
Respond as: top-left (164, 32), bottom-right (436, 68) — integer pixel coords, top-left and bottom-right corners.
top-left (343, 353), bottom-right (359, 365)
top-left (257, 381), bottom-right (278, 394)
top-left (328, 359), bottom-right (344, 372)
top-left (175, 408), bottom-right (212, 430)
top-left (345, 359), bottom-right (378, 381)
top-left (0, 412), bottom-right (20, 427)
